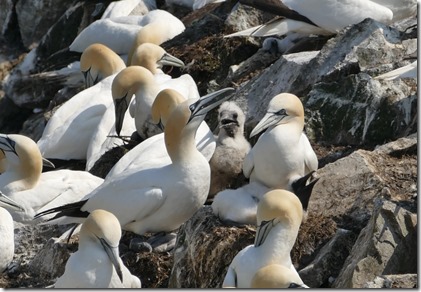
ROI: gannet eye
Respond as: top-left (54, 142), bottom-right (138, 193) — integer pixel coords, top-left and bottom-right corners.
top-left (189, 104), bottom-right (195, 112)
top-left (276, 109), bottom-right (287, 116)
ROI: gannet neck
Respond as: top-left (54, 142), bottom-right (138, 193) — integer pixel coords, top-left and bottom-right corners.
top-left (151, 89), bottom-right (186, 126)
top-left (0, 134), bottom-right (42, 190)
top-left (80, 43), bottom-right (126, 86)
top-left (164, 100), bottom-right (198, 163)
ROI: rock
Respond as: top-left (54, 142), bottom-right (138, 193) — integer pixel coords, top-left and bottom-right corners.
top-left (308, 135), bottom-right (417, 230)
top-left (332, 198), bottom-right (417, 288)
top-left (298, 228), bottom-right (357, 288)
top-left (0, 0), bottom-right (13, 36)
top-left (15, 0), bottom-right (75, 48)
top-left (363, 274), bottom-right (417, 288)
top-left (168, 206), bottom-right (255, 288)
top-left (224, 2), bottom-right (273, 33)
top-left (28, 237), bottom-right (74, 280)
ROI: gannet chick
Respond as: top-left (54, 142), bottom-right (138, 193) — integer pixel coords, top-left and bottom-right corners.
top-left (54, 209), bottom-right (141, 288)
top-left (208, 101), bottom-right (251, 199)
top-left (250, 264), bottom-right (309, 288)
top-left (222, 189), bottom-right (307, 288)
top-left (35, 88), bottom-right (234, 236)
top-left (80, 43), bottom-right (126, 88)
top-left (0, 134), bottom-right (103, 223)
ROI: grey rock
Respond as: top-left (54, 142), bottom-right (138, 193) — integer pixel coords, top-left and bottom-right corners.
top-left (298, 229), bottom-right (357, 288)
top-left (363, 274), bottom-right (417, 288)
top-left (0, 0), bottom-right (13, 35)
top-left (332, 199), bottom-right (417, 288)
top-left (308, 135), bottom-right (417, 230)
top-left (225, 2), bottom-right (272, 33)
top-left (15, 0), bottom-right (75, 48)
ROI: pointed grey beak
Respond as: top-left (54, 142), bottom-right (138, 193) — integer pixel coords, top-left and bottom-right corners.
top-left (158, 53), bottom-right (185, 69)
top-left (114, 94), bottom-right (129, 136)
top-left (189, 88), bottom-right (235, 121)
top-left (98, 237), bottom-right (123, 283)
top-left (0, 192), bottom-right (25, 211)
top-left (250, 110), bottom-right (287, 138)
top-left (254, 218), bottom-right (275, 247)
top-left (42, 157), bottom-right (55, 169)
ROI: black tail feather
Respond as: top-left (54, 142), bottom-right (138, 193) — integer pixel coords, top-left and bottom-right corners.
top-left (34, 199), bottom-right (90, 222)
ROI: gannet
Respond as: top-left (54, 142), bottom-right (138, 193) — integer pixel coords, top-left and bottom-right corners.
top-left (54, 209), bottom-right (141, 288)
top-left (375, 60), bottom-right (417, 80)
top-left (85, 44), bottom-right (188, 171)
top-left (0, 204), bottom-right (21, 272)
top-left (0, 134), bottom-right (103, 223)
top-left (80, 43), bottom-right (126, 88)
top-left (227, 0), bottom-right (416, 52)
top-left (113, 66), bottom-right (200, 140)
top-left (126, 15), bottom-right (185, 66)
top-left (208, 101), bottom-right (251, 199)
top-left (250, 264), bottom-right (309, 288)
top-left (106, 88), bottom-right (216, 179)
top-left (222, 189), bottom-right (307, 288)
top-left (212, 93), bottom-right (318, 225)
top-left (70, 10), bottom-right (185, 55)
top-left (243, 93), bottom-right (318, 189)
top-left (35, 88), bottom-right (234, 236)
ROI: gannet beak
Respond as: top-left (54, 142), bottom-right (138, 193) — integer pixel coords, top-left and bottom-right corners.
top-left (98, 237), bottom-right (123, 283)
top-left (189, 88), bottom-right (235, 121)
top-left (0, 134), bottom-right (18, 156)
top-left (250, 110), bottom-right (287, 138)
top-left (42, 157), bottom-right (55, 169)
top-left (0, 191), bottom-right (24, 211)
top-left (254, 218), bottom-right (275, 247)
top-left (114, 95), bottom-right (129, 136)
top-left (82, 68), bottom-right (96, 88)
top-left (157, 53), bottom-right (185, 69)
top-left (291, 171), bottom-right (319, 211)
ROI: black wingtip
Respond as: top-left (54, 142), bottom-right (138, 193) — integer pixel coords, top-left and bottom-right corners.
top-left (291, 171), bottom-right (319, 211)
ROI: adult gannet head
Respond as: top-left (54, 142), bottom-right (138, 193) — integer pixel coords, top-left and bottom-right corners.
top-left (164, 88), bottom-right (234, 161)
top-left (254, 189), bottom-right (303, 247)
top-left (127, 21), bottom-right (180, 66)
top-left (250, 93), bottom-right (304, 138)
top-left (112, 66), bottom-right (157, 136)
top-left (251, 264), bottom-right (309, 288)
top-left (151, 88), bottom-right (186, 129)
top-left (0, 134), bottom-right (42, 190)
top-left (217, 101), bottom-right (246, 138)
top-left (130, 43), bottom-right (185, 73)
top-left (80, 209), bottom-right (123, 282)
top-left (80, 43), bottom-right (126, 88)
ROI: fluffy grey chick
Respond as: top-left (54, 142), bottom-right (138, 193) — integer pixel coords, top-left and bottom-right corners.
top-left (208, 101), bottom-right (251, 201)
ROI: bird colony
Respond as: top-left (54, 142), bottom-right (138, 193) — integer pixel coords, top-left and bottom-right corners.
top-left (0, 0), bottom-right (417, 288)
